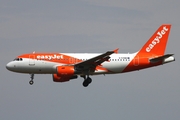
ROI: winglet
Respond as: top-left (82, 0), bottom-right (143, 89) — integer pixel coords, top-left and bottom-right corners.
top-left (113, 48), bottom-right (119, 54)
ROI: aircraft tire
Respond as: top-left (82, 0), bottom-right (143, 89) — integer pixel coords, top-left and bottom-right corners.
top-left (87, 77), bottom-right (92, 84)
top-left (83, 80), bottom-right (89, 87)
top-left (82, 77), bottom-right (92, 87)
top-left (29, 80), bottom-right (34, 85)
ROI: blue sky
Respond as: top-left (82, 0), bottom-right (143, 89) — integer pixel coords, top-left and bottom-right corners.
top-left (0, 0), bottom-right (179, 120)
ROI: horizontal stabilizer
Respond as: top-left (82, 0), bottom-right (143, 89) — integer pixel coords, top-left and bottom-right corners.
top-left (149, 54), bottom-right (174, 63)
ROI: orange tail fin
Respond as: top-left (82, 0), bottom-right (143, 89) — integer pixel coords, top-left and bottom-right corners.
top-left (138, 24), bottom-right (171, 55)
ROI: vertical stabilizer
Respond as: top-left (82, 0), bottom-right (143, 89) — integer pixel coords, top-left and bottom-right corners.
top-left (138, 24), bottom-right (171, 55)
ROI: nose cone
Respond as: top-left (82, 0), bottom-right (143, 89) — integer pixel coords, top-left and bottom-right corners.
top-left (6, 62), bottom-right (15, 71)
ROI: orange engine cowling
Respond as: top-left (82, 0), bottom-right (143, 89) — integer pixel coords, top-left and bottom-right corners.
top-left (56, 66), bottom-right (75, 75)
top-left (53, 66), bottom-right (77, 82)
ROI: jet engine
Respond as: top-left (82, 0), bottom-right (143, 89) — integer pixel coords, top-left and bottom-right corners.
top-left (53, 66), bottom-right (78, 82)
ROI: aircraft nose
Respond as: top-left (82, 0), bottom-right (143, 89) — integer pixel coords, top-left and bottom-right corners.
top-left (6, 62), bottom-right (15, 71)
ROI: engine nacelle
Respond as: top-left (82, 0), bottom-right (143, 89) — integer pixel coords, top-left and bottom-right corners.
top-left (56, 66), bottom-right (75, 75)
top-left (53, 74), bottom-right (78, 82)
top-left (53, 66), bottom-right (77, 82)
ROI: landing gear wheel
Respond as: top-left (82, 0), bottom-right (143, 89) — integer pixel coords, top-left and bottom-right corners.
top-left (83, 80), bottom-right (89, 87)
top-left (87, 77), bottom-right (92, 84)
top-left (82, 77), bottom-right (92, 87)
top-left (29, 80), bottom-right (34, 85)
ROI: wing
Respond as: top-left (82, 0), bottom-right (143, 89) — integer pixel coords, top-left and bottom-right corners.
top-left (74, 49), bottom-right (118, 73)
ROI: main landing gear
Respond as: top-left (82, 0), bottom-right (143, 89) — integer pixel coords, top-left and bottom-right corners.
top-left (29, 74), bottom-right (34, 85)
top-left (82, 75), bottom-right (92, 87)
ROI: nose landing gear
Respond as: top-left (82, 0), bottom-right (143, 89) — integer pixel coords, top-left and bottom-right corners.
top-left (29, 74), bottom-right (34, 85)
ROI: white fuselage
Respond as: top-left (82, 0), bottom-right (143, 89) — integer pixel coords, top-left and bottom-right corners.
top-left (6, 53), bottom-right (137, 75)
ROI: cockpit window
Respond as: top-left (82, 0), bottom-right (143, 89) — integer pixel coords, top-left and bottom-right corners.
top-left (13, 58), bottom-right (23, 61)
top-left (13, 58), bottom-right (18, 61)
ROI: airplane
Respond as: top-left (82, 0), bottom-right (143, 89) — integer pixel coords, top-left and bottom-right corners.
top-left (6, 24), bottom-right (175, 87)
